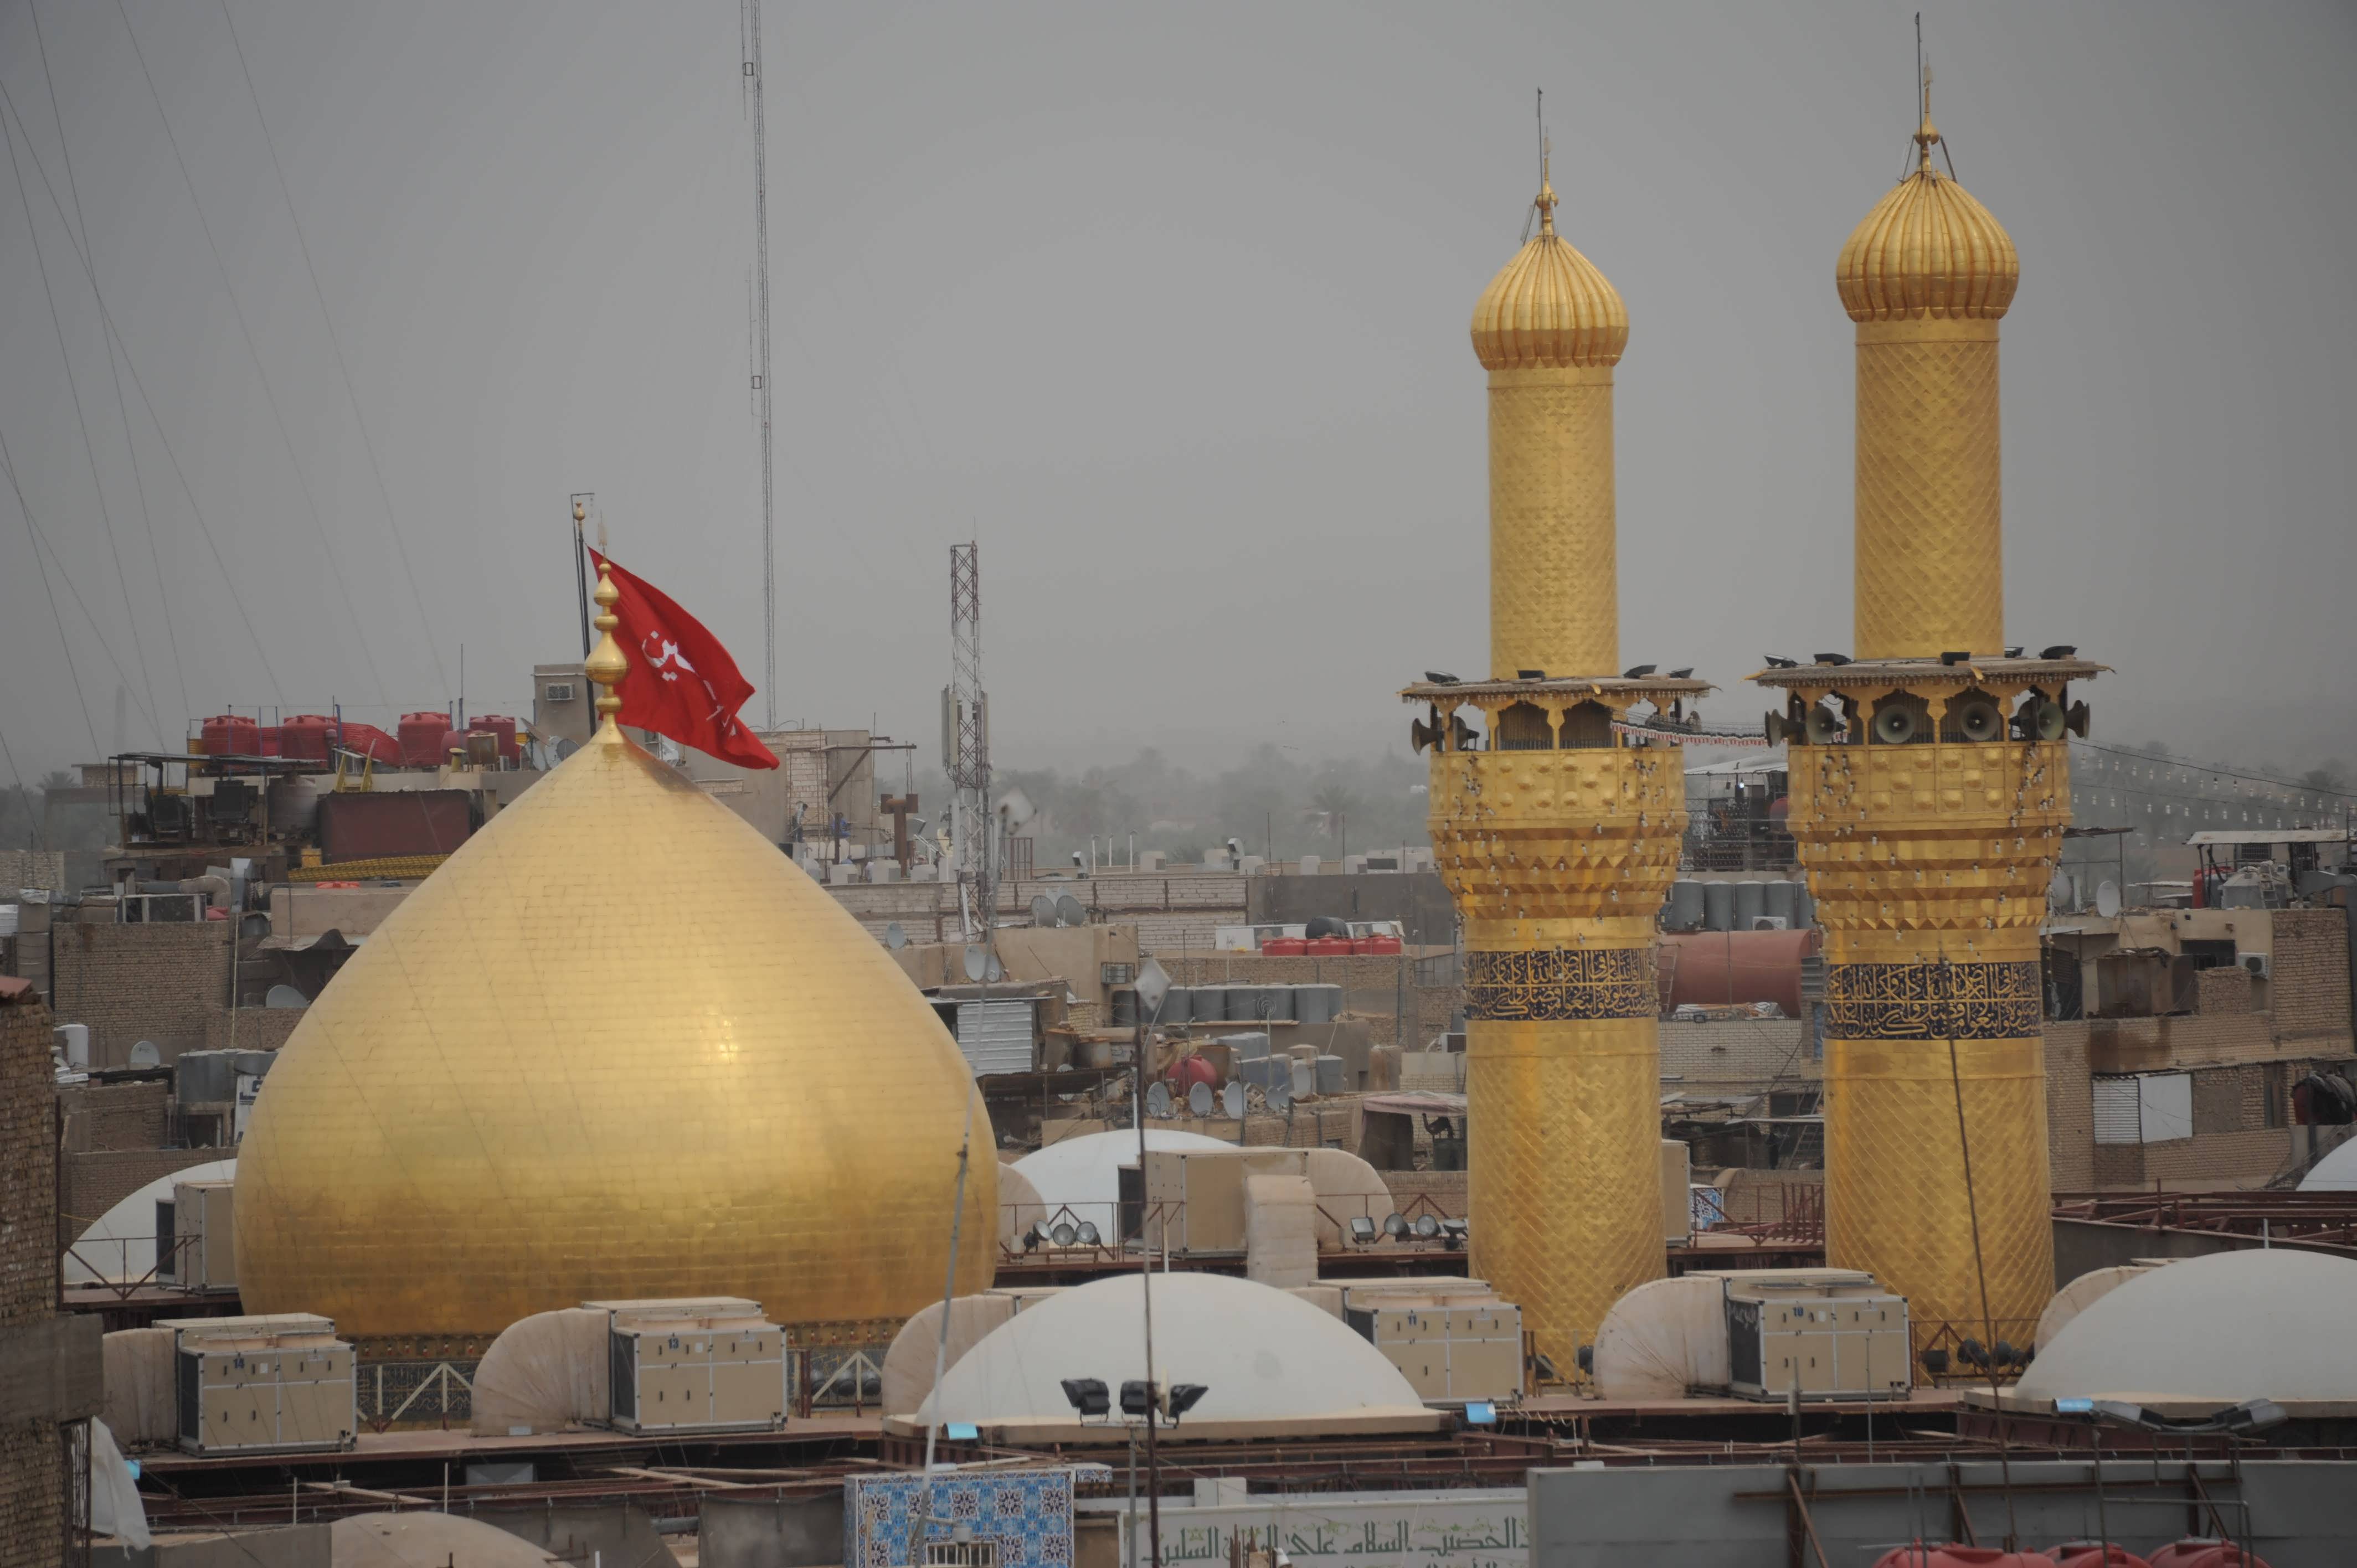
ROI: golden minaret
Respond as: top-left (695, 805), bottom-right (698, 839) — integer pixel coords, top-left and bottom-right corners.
top-left (1757, 80), bottom-right (2098, 1359)
top-left (1406, 151), bottom-right (1704, 1376)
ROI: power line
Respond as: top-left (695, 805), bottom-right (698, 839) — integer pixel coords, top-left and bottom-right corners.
top-left (19, 0), bottom-right (166, 746)
top-left (2072, 739), bottom-right (2356, 801)
top-left (111, 0), bottom-right (392, 710)
top-left (0, 427), bottom-right (107, 758)
top-left (214, 0), bottom-right (450, 697)
top-left (0, 76), bottom-right (286, 706)
top-left (30, 0), bottom-right (191, 741)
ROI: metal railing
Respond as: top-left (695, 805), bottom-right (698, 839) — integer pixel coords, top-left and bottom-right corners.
top-left (357, 1360), bottom-right (474, 1431)
top-left (60, 1232), bottom-right (204, 1298)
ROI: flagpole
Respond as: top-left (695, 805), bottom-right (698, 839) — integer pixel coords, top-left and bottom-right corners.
top-left (570, 496), bottom-right (595, 659)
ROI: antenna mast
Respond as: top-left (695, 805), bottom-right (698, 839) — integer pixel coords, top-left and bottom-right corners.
top-left (946, 543), bottom-right (991, 938)
top-left (743, 0), bottom-right (777, 729)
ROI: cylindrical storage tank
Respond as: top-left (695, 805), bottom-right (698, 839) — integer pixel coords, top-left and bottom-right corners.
top-left (1793, 881), bottom-right (1816, 929)
top-left (258, 726), bottom-right (281, 756)
top-left (199, 715), bottom-right (260, 757)
top-left (398, 712), bottom-right (451, 767)
top-left (2147, 1545), bottom-right (2267, 1568)
top-left (277, 715), bottom-right (335, 763)
top-left (1660, 929), bottom-right (1821, 1019)
top-left (1161, 987), bottom-right (1195, 1025)
top-left (1296, 984), bottom-right (1342, 1024)
top-left (1355, 935), bottom-right (1403, 956)
top-left (2047, 1546), bottom-right (2152, 1568)
top-left (1262, 937), bottom-right (1308, 957)
top-left (1731, 880), bottom-right (1766, 930)
top-left (1702, 881), bottom-right (1734, 932)
top-left (1305, 937), bottom-right (1353, 957)
top-left (472, 715), bottom-right (520, 762)
top-left (1165, 1054), bottom-right (1217, 1095)
top-left (338, 723), bottom-right (400, 764)
top-left (56, 1023), bottom-right (90, 1070)
top-left (1762, 879), bottom-right (1798, 927)
top-left (1872, 1551), bottom-right (2061, 1568)
top-left (1665, 879), bottom-right (1707, 932)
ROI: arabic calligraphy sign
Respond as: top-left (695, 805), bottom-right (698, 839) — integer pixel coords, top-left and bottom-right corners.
top-left (1822, 960), bottom-right (2042, 1041)
top-left (1120, 1488), bottom-right (1528, 1568)
top-left (1463, 948), bottom-right (1653, 1022)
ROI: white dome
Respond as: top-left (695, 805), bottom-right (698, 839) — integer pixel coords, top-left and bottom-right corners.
top-left (2015, 1250), bottom-right (2357, 1411)
top-left (64, 1159), bottom-right (236, 1284)
top-left (913, 1273), bottom-right (1440, 1436)
top-left (1011, 1130), bottom-right (1233, 1223)
top-left (2297, 1138), bottom-right (2357, 1191)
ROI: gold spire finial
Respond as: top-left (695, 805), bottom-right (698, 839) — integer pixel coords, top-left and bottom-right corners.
top-left (1914, 61), bottom-right (1941, 172)
top-left (1535, 137), bottom-right (1557, 235)
top-left (584, 563), bottom-right (629, 729)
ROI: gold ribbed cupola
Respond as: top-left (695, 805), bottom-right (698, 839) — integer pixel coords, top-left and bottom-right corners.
top-left (1471, 156), bottom-right (1628, 682)
top-left (1839, 101), bottom-right (2019, 660)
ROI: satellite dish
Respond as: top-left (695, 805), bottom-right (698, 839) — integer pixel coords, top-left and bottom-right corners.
top-left (1266, 1077), bottom-right (1293, 1112)
top-left (1188, 1081), bottom-right (1213, 1116)
top-left (1222, 1081), bottom-right (1244, 1119)
top-left (884, 922), bottom-right (909, 950)
top-left (2096, 880), bottom-right (2123, 918)
top-left (963, 945), bottom-right (988, 982)
top-left (1146, 1082), bottom-right (1174, 1118)
top-left (1030, 895), bottom-right (1058, 927)
top-left (1056, 894), bottom-right (1087, 929)
top-left (999, 788), bottom-right (1036, 829)
top-left (129, 1041), bottom-right (161, 1068)
top-left (264, 984), bottom-right (308, 1009)
top-left (984, 952), bottom-right (1004, 982)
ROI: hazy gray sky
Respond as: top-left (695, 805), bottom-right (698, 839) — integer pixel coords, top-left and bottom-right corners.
top-left (2, 1), bottom-right (2351, 782)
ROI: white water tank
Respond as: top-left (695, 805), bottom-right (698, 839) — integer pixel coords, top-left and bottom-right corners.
top-left (56, 1023), bottom-right (91, 1070)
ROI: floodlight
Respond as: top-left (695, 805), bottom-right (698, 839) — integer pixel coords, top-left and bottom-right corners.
top-left (1051, 1221), bottom-right (1078, 1247)
top-left (1060, 1378), bottom-right (1110, 1418)
top-left (1439, 1219), bottom-right (1468, 1251)
top-left (1022, 1225), bottom-right (1043, 1253)
top-left (1413, 1215), bottom-right (1440, 1239)
top-left (1575, 1345), bottom-right (1594, 1374)
top-left (1347, 1216), bottom-right (1377, 1245)
top-left (1919, 1348), bottom-right (1949, 1375)
top-left (1074, 1221), bottom-right (1102, 1247)
top-left (1164, 1383), bottom-right (1210, 1422)
top-left (1382, 1213), bottom-right (1409, 1240)
top-left (1119, 1380), bottom-right (1155, 1418)
top-left (2222, 1399), bottom-right (2288, 1434)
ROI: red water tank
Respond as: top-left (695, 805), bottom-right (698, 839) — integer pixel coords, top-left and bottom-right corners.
top-left (199, 715), bottom-right (259, 756)
top-left (1354, 935), bottom-right (1403, 956)
top-left (1305, 937), bottom-right (1354, 956)
top-left (277, 714), bottom-right (336, 763)
top-left (398, 712), bottom-right (451, 767)
top-left (471, 714), bottom-right (520, 762)
top-left (2050, 1546), bottom-right (2151, 1568)
top-left (1871, 1549), bottom-right (2058, 1568)
top-left (258, 725), bottom-right (280, 756)
top-left (1261, 937), bottom-right (1308, 957)
top-left (1661, 927), bottom-right (1823, 1020)
top-left (2148, 1545), bottom-right (2269, 1568)
top-left (337, 722), bottom-right (400, 763)
top-left (1165, 1054), bottom-right (1218, 1094)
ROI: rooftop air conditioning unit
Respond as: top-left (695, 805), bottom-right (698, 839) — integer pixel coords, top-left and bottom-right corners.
top-left (2242, 953), bottom-right (2271, 980)
top-left (160, 1179), bottom-right (238, 1292)
top-left (589, 1298), bottom-right (787, 1434)
top-left (544, 682), bottom-right (577, 703)
top-left (167, 1314), bottom-right (353, 1454)
top-left (1723, 1276), bottom-right (1910, 1402)
top-left (1750, 916), bottom-right (1790, 931)
top-left (120, 893), bottom-right (200, 924)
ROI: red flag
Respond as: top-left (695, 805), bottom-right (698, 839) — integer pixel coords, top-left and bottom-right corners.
top-left (586, 549), bottom-right (778, 769)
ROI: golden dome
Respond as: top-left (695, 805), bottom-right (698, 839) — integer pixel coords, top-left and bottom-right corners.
top-left (234, 704), bottom-right (995, 1336)
top-left (1836, 116), bottom-right (2018, 322)
top-left (1470, 167), bottom-right (1628, 370)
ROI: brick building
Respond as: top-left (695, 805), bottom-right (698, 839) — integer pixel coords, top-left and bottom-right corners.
top-left (45, 919), bottom-right (234, 1069)
top-left (1, 981), bottom-right (101, 1567)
